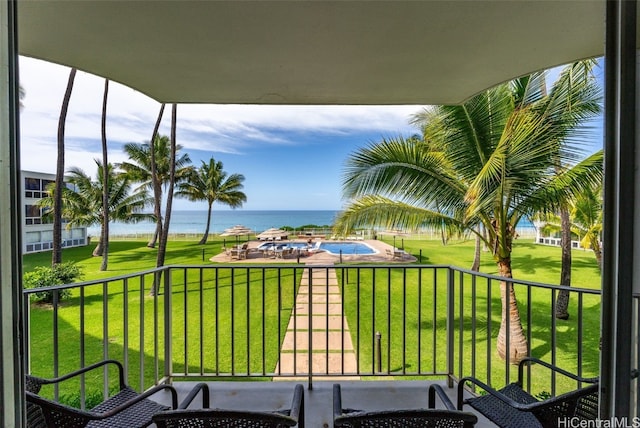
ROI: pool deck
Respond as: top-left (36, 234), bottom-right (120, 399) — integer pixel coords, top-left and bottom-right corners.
top-left (209, 239), bottom-right (416, 263)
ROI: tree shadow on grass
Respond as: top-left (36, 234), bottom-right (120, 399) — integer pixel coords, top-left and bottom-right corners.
top-left (417, 291), bottom-right (601, 377)
top-left (29, 300), bottom-right (285, 405)
top-left (511, 243), bottom-right (600, 278)
top-left (28, 314), bottom-right (168, 405)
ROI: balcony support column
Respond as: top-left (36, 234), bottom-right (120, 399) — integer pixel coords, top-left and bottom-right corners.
top-left (601, 0), bottom-right (637, 419)
top-left (0, 0), bottom-right (25, 426)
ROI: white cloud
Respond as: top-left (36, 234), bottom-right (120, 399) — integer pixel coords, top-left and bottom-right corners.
top-left (19, 56), bottom-right (425, 185)
top-left (19, 137), bottom-right (130, 176)
top-left (17, 57), bottom-right (603, 212)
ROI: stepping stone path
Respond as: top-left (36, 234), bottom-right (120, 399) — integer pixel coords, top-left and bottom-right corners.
top-left (275, 263), bottom-right (359, 380)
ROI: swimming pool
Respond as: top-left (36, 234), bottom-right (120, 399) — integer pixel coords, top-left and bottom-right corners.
top-left (319, 241), bottom-right (376, 255)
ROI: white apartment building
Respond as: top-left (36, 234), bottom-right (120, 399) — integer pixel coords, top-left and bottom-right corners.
top-left (21, 170), bottom-right (88, 254)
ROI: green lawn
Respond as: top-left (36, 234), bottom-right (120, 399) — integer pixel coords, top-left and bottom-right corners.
top-left (345, 236), bottom-right (601, 396)
top-left (24, 235), bottom-right (602, 401)
top-left (25, 237), bottom-right (300, 400)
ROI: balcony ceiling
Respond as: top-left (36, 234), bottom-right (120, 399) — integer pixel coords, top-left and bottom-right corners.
top-left (18, 0), bottom-right (609, 105)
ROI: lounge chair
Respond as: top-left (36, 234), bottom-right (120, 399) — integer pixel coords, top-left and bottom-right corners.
top-left (333, 383), bottom-right (477, 427)
top-left (393, 248), bottom-right (406, 260)
top-left (152, 383), bottom-right (305, 427)
top-left (26, 359), bottom-right (178, 428)
top-left (457, 357), bottom-right (598, 427)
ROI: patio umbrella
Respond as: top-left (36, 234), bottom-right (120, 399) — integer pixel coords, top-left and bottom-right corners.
top-left (220, 225), bottom-right (253, 244)
top-left (257, 228), bottom-right (289, 241)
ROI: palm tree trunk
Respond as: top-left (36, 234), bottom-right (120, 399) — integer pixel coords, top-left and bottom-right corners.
top-left (198, 202), bottom-right (213, 245)
top-left (52, 67), bottom-right (76, 266)
top-left (91, 234), bottom-right (104, 257)
top-left (496, 256), bottom-right (528, 364)
top-left (471, 233), bottom-right (481, 271)
top-left (593, 247), bottom-right (603, 271)
top-left (92, 229), bottom-right (103, 256)
top-left (148, 192), bottom-right (162, 248)
top-left (100, 79), bottom-right (109, 271)
top-left (555, 206), bottom-right (572, 319)
top-left (148, 225), bottom-right (159, 248)
top-left (590, 235), bottom-right (603, 271)
top-left (148, 105), bottom-right (165, 249)
top-left (151, 104), bottom-right (177, 296)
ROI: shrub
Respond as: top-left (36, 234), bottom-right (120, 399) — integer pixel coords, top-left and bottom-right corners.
top-left (23, 262), bottom-right (83, 303)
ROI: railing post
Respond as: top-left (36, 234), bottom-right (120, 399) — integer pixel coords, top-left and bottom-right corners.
top-left (23, 295), bottom-right (30, 374)
top-left (307, 266), bottom-right (313, 390)
top-left (163, 268), bottom-right (173, 383)
top-left (375, 331), bottom-right (382, 373)
top-left (447, 267), bottom-right (455, 387)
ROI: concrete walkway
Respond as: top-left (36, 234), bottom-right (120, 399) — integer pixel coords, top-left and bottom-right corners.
top-left (275, 263), bottom-right (359, 380)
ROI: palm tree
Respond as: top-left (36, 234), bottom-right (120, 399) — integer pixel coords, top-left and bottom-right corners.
top-left (334, 62), bottom-right (602, 364)
top-left (572, 184), bottom-right (603, 270)
top-left (100, 78), bottom-right (109, 271)
top-left (555, 203), bottom-right (572, 319)
top-left (550, 60), bottom-right (600, 320)
top-left (540, 183), bottom-right (603, 270)
top-left (38, 161), bottom-right (154, 260)
top-left (534, 181), bottom-right (603, 320)
top-left (117, 135), bottom-right (192, 248)
top-left (177, 158), bottom-right (247, 244)
top-left (52, 67), bottom-right (77, 265)
top-left (151, 104), bottom-right (178, 296)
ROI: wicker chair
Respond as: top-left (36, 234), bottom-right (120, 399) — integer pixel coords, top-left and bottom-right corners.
top-left (333, 383), bottom-right (478, 427)
top-left (457, 357), bottom-right (599, 428)
top-left (25, 359), bottom-right (178, 428)
top-left (152, 383), bottom-right (305, 427)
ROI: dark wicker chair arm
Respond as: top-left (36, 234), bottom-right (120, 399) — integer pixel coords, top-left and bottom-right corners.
top-left (288, 384), bottom-right (305, 426)
top-left (29, 359), bottom-right (127, 390)
top-left (27, 383), bottom-right (178, 421)
top-left (458, 376), bottom-right (535, 411)
top-left (459, 376), bottom-right (599, 413)
top-left (335, 384), bottom-right (477, 428)
top-left (153, 383), bottom-right (304, 428)
top-left (333, 383), bottom-right (344, 420)
top-left (517, 357), bottom-right (598, 385)
top-left (178, 382), bottom-right (210, 409)
top-left (428, 384), bottom-right (457, 410)
top-left (97, 384), bottom-right (179, 417)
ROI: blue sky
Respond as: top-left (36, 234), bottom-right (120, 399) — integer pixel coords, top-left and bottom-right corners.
top-left (18, 57), bottom-right (604, 211)
top-left (19, 57), bottom-right (423, 211)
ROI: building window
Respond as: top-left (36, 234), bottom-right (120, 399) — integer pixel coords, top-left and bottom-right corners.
top-left (41, 179), bottom-right (54, 196)
top-left (24, 177), bottom-right (57, 198)
top-left (25, 204), bottom-right (42, 225)
top-left (25, 177), bottom-right (40, 191)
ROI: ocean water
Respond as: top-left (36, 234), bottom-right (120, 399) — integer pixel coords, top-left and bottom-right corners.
top-left (88, 210), bottom-right (340, 236)
top-left (89, 209), bottom-right (537, 238)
